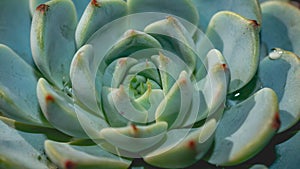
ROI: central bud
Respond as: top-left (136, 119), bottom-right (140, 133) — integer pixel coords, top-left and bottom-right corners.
top-left (129, 76), bottom-right (150, 98)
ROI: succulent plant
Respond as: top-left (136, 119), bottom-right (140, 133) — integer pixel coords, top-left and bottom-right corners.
top-left (0, 0), bottom-right (299, 168)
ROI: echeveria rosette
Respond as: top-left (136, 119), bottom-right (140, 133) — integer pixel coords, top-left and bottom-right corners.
top-left (0, 0), bottom-right (299, 169)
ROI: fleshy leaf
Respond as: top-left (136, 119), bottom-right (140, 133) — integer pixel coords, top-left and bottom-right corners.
top-left (104, 29), bottom-right (162, 65)
top-left (0, 45), bottom-right (49, 126)
top-left (196, 49), bottom-right (229, 112)
top-left (31, 0), bottom-right (77, 88)
top-left (86, 12), bottom-right (192, 74)
top-left (100, 122), bottom-right (168, 153)
top-left (151, 52), bottom-right (191, 94)
top-left (0, 116), bottom-right (72, 143)
top-left (206, 11), bottom-right (260, 93)
top-left (102, 57), bottom-right (138, 88)
top-left (37, 78), bottom-right (108, 138)
top-left (45, 140), bottom-right (131, 169)
top-left (270, 131), bottom-right (300, 169)
top-left (144, 16), bottom-right (197, 70)
top-left (30, 0), bottom-right (90, 19)
top-left (70, 44), bottom-right (103, 116)
top-left (155, 71), bottom-right (194, 128)
top-left (207, 88), bottom-right (279, 166)
top-left (30, 0), bottom-right (48, 16)
top-left (258, 49), bottom-right (300, 132)
top-left (192, 0), bottom-right (262, 31)
top-left (102, 86), bottom-right (148, 127)
top-left (0, 120), bottom-right (53, 169)
top-left (144, 119), bottom-right (217, 168)
top-left (135, 89), bottom-right (164, 123)
top-left (183, 49), bottom-right (229, 126)
top-left (101, 87), bottom-right (130, 127)
top-left (261, 1), bottom-right (300, 56)
top-left (128, 0), bottom-right (199, 27)
top-left (76, 0), bottom-right (127, 47)
top-left (0, 0), bottom-right (33, 66)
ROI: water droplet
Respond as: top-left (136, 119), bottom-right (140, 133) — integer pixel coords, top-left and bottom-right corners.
top-left (234, 93), bottom-right (240, 97)
top-left (269, 48), bottom-right (283, 60)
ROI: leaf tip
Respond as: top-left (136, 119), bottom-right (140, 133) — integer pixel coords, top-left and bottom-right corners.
top-left (166, 16), bottom-right (176, 23)
top-left (118, 58), bottom-right (128, 66)
top-left (91, 0), bottom-right (101, 7)
top-left (131, 124), bottom-right (138, 133)
top-left (36, 4), bottom-right (49, 14)
top-left (187, 140), bottom-right (196, 150)
top-left (249, 19), bottom-right (260, 28)
top-left (272, 112), bottom-right (281, 130)
top-left (45, 94), bottom-right (55, 102)
top-left (221, 63), bottom-right (227, 70)
top-left (64, 160), bottom-right (76, 169)
top-left (179, 76), bottom-right (188, 85)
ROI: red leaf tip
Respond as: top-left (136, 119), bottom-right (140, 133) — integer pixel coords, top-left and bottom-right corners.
top-left (221, 63), bottom-right (227, 70)
top-left (187, 140), bottom-right (196, 150)
top-left (64, 160), bottom-right (76, 169)
top-left (131, 124), bottom-right (138, 133)
top-left (91, 0), bottom-right (101, 7)
top-left (272, 112), bottom-right (281, 130)
top-left (45, 95), bottom-right (54, 102)
top-left (36, 4), bottom-right (49, 14)
top-left (249, 20), bottom-right (260, 28)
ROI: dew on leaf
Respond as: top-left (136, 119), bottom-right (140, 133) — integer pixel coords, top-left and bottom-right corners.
top-left (269, 48), bottom-right (283, 60)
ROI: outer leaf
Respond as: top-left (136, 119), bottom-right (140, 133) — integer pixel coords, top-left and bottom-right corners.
top-left (192, 0), bottom-right (262, 31)
top-left (37, 78), bottom-right (108, 138)
top-left (206, 11), bottom-right (260, 93)
top-left (0, 0), bottom-right (33, 66)
top-left (261, 1), bottom-right (300, 56)
top-left (45, 140), bottom-right (131, 169)
top-left (100, 122), bottom-right (168, 153)
top-left (270, 132), bottom-right (300, 169)
top-left (0, 116), bottom-right (72, 142)
top-left (258, 50), bottom-right (300, 132)
top-left (207, 88), bottom-right (279, 166)
top-left (30, 0), bottom-right (90, 18)
top-left (30, 0), bottom-right (48, 16)
top-left (0, 120), bottom-right (52, 169)
top-left (144, 119), bottom-right (217, 168)
top-left (31, 0), bottom-right (77, 88)
top-left (76, 0), bottom-right (127, 47)
top-left (128, 0), bottom-right (199, 27)
top-left (0, 45), bottom-right (49, 126)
